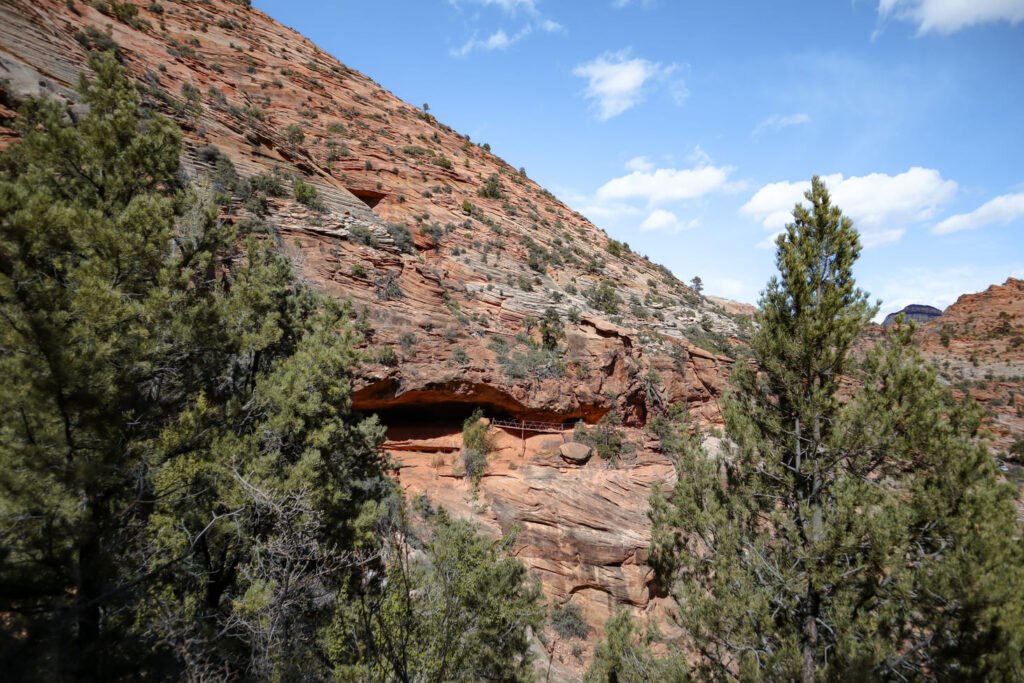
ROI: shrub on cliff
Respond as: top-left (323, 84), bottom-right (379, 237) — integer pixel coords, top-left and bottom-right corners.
top-left (461, 409), bottom-right (492, 483)
top-left (292, 177), bottom-right (325, 210)
top-left (551, 603), bottom-right (589, 640)
top-left (574, 413), bottom-right (633, 465)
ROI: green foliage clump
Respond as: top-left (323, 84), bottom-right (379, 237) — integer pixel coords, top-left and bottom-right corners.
top-left (420, 221), bottom-right (443, 247)
top-left (348, 224), bottom-right (378, 248)
top-left (327, 509), bottom-right (543, 680)
top-left (250, 169), bottom-right (289, 197)
top-left (489, 336), bottom-right (565, 381)
top-left (540, 307), bottom-right (564, 350)
top-left (1009, 437), bottom-right (1024, 461)
top-left (648, 177), bottom-right (1024, 681)
top-left (74, 25), bottom-right (120, 54)
top-left (478, 173), bottom-right (504, 199)
top-left (584, 612), bottom-right (688, 682)
top-left (284, 123), bottom-right (305, 145)
top-left (386, 222), bottom-right (416, 253)
top-left (461, 409), bottom-right (492, 483)
top-left (574, 413), bottom-right (633, 465)
top-left (375, 271), bottom-right (402, 300)
top-left (550, 602), bottom-right (589, 640)
top-left (586, 280), bottom-right (621, 314)
top-left (462, 408), bottom-right (491, 455)
top-left (0, 54), bottom-right (389, 680)
top-left (606, 238), bottom-right (628, 257)
top-left (450, 347), bottom-right (469, 366)
top-left (292, 177), bottom-right (325, 210)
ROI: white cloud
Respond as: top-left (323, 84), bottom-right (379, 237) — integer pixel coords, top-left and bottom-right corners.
top-left (639, 209), bottom-right (699, 232)
top-left (567, 152), bottom-right (733, 235)
top-left (540, 18), bottom-right (564, 32)
top-left (878, 0), bottom-right (1024, 34)
top-left (741, 168), bottom-right (957, 248)
top-left (752, 112), bottom-right (811, 136)
top-left (597, 161), bottom-right (733, 204)
top-left (624, 156), bottom-right (654, 172)
top-left (451, 27), bottom-right (531, 56)
top-left (932, 192), bottom-right (1024, 234)
top-left (573, 50), bottom-right (683, 120)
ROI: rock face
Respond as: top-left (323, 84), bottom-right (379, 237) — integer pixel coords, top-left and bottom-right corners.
top-left (8, 0), bottom-right (746, 430)
top-left (882, 303), bottom-right (942, 327)
top-left (915, 279), bottom-right (1024, 457)
top-left (386, 422), bottom-right (680, 678)
top-left (0, 0), bottom-right (744, 663)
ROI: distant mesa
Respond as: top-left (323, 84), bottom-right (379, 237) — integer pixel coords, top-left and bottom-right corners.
top-left (882, 304), bottom-right (943, 327)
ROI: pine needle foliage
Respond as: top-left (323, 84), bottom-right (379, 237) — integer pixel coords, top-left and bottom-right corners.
top-left (650, 177), bottom-right (1024, 681)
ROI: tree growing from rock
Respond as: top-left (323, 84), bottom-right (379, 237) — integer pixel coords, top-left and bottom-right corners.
top-left (650, 177), bottom-right (1024, 681)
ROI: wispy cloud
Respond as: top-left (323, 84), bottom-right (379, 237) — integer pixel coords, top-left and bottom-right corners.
top-left (742, 168), bottom-right (957, 248)
top-left (450, 0), bottom-right (563, 57)
top-left (752, 112), bottom-right (811, 136)
top-left (877, 0), bottom-right (1024, 34)
top-left (452, 0), bottom-right (537, 12)
top-left (451, 27), bottom-right (531, 56)
top-left (932, 192), bottom-right (1024, 234)
top-left (612, 0), bottom-right (657, 7)
top-left (573, 50), bottom-right (685, 120)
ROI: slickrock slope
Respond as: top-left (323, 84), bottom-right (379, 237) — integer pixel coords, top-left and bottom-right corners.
top-left (917, 279), bottom-right (1024, 460)
top-left (0, 0), bottom-right (744, 652)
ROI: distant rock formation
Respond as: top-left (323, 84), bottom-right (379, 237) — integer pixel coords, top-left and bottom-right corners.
top-left (882, 304), bottom-right (942, 327)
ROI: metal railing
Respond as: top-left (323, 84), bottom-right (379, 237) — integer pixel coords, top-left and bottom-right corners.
top-left (488, 417), bottom-right (575, 433)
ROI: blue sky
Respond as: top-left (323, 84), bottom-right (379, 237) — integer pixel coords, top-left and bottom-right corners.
top-left (254, 0), bottom-right (1024, 317)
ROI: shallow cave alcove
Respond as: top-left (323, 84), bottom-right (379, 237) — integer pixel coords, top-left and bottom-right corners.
top-left (347, 187), bottom-right (387, 211)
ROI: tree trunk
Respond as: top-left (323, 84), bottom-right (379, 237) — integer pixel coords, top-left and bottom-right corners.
top-left (73, 501), bottom-right (103, 682)
top-left (802, 587), bottom-right (818, 683)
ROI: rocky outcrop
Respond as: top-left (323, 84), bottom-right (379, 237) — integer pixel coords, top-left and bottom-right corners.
top-left (915, 279), bottom-right (1024, 456)
top-left (559, 442), bottom-right (593, 464)
top-left (882, 303), bottom-right (942, 326)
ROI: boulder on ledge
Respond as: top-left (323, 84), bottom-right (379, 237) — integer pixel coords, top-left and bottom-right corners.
top-left (559, 442), bottom-right (592, 465)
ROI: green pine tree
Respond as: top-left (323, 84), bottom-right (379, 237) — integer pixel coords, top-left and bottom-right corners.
top-left (1, 52), bottom-right (546, 681)
top-left (649, 177), bottom-right (1024, 681)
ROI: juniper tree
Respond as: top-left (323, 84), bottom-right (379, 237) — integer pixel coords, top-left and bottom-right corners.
top-left (650, 177), bottom-right (1024, 681)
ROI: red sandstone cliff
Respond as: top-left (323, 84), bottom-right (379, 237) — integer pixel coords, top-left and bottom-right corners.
top-left (0, 0), bottom-right (744, 665)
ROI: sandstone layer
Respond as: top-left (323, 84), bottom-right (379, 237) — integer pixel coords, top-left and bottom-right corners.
top-left (0, 0), bottom-right (744, 655)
